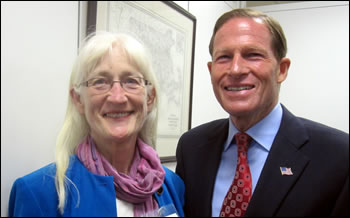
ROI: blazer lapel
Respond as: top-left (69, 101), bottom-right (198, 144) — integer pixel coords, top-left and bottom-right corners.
top-left (246, 106), bottom-right (310, 216)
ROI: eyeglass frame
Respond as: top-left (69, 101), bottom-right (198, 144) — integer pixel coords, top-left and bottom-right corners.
top-left (76, 76), bottom-right (152, 94)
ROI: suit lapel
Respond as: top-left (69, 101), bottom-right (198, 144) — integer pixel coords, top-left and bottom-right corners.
top-left (196, 119), bottom-right (229, 216)
top-left (246, 106), bottom-right (310, 216)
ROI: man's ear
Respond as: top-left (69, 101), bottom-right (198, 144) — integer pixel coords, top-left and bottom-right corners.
top-left (208, 61), bottom-right (213, 74)
top-left (70, 88), bottom-right (85, 114)
top-left (277, 57), bottom-right (291, 84)
top-left (147, 87), bottom-right (156, 113)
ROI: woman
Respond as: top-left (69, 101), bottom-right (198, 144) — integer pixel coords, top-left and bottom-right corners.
top-left (8, 32), bottom-right (185, 217)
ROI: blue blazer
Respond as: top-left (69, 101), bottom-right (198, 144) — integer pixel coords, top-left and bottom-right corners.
top-left (176, 105), bottom-right (349, 216)
top-left (9, 155), bottom-right (185, 217)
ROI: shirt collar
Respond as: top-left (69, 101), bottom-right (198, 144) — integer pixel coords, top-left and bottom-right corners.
top-left (224, 103), bottom-right (283, 151)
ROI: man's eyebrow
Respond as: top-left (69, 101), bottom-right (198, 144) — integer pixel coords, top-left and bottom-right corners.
top-left (213, 49), bottom-right (231, 57)
top-left (244, 46), bottom-right (270, 57)
top-left (244, 45), bottom-right (266, 52)
top-left (213, 46), bottom-right (266, 55)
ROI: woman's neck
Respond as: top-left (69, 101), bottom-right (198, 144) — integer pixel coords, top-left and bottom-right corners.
top-left (92, 135), bottom-right (137, 174)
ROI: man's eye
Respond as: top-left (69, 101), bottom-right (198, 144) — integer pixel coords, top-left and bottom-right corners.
top-left (215, 55), bottom-right (231, 62)
top-left (247, 53), bottom-right (263, 58)
top-left (219, 55), bottom-right (230, 59)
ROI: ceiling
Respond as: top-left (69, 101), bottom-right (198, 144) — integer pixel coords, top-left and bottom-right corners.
top-left (245, 1), bottom-right (304, 7)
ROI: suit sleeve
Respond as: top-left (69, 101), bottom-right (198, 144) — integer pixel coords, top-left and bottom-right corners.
top-left (175, 135), bottom-right (185, 182)
top-left (331, 175), bottom-right (349, 216)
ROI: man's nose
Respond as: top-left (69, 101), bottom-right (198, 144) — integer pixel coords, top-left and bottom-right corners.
top-left (230, 54), bottom-right (249, 77)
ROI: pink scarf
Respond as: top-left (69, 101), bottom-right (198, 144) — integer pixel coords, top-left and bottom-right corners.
top-left (76, 136), bottom-right (165, 217)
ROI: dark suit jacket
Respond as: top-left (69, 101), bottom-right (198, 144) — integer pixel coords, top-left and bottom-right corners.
top-left (176, 105), bottom-right (349, 216)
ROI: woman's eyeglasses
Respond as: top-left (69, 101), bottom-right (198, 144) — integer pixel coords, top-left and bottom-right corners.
top-left (78, 76), bottom-right (151, 94)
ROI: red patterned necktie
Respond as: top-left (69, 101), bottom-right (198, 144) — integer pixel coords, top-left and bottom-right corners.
top-left (220, 133), bottom-right (252, 217)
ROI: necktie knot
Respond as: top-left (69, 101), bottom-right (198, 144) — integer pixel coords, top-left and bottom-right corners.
top-left (235, 133), bottom-right (251, 152)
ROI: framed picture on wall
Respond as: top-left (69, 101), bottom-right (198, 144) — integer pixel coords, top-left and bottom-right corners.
top-left (87, 1), bottom-right (196, 162)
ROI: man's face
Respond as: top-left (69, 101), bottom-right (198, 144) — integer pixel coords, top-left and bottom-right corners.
top-left (208, 17), bottom-right (289, 128)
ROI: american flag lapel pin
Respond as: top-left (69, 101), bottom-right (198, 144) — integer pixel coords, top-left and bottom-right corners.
top-left (280, 167), bottom-right (293, 176)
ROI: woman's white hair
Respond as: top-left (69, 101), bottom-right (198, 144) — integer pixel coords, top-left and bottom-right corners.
top-left (55, 31), bottom-right (159, 214)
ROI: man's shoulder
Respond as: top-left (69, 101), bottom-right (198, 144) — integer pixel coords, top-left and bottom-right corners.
top-left (298, 117), bottom-right (349, 144)
top-left (183, 118), bottom-right (229, 137)
top-left (282, 104), bottom-right (348, 144)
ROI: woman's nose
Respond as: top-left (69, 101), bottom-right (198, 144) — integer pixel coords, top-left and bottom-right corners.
top-left (107, 82), bottom-right (128, 103)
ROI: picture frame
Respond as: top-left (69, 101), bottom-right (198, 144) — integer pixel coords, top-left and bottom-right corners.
top-left (87, 1), bottom-right (196, 162)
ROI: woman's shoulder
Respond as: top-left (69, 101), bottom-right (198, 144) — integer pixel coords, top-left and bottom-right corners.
top-left (10, 156), bottom-right (84, 195)
top-left (163, 166), bottom-right (179, 179)
top-left (162, 166), bottom-right (184, 190)
top-left (14, 155), bottom-right (80, 182)
top-left (8, 162), bottom-right (59, 216)
top-left (158, 166), bottom-right (185, 217)
top-left (15, 162), bottom-right (57, 186)
top-left (8, 156), bottom-right (88, 216)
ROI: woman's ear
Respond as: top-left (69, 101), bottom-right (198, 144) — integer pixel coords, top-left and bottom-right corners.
top-left (70, 88), bottom-right (85, 114)
top-left (147, 87), bottom-right (156, 113)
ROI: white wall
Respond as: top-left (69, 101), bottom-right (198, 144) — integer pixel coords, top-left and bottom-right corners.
top-left (174, 1), bottom-right (238, 128)
top-left (175, 1), bottom-right (349, 133)
top-left (163, 1), bottom-right (235, 169)
top-left (250, 1), bottom-right (349, 133)
top-left (2, 1), bottom-right (349, 216)
top-left (1, 1), bottom-right (233, 216)
top-left (165, 1), bottom-right (349, 168)
top-left (1, 2), bottom-right (79, 216)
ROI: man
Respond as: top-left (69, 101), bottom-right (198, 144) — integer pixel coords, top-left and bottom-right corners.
top-left (176, 8), bottom-right (348, 217)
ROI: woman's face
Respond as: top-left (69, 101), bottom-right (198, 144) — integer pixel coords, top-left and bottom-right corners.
top-left (72, 48), bottom-right (154, 145)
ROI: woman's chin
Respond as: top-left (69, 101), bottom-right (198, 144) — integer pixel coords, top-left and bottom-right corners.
top-left (108, 128), bottom-right (137, 141)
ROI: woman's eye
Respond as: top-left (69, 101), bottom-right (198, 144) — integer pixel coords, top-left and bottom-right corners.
top-left (92, 78), bottom-right (108, 86)
top-left (124, 78), bottom-right (139, 85)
